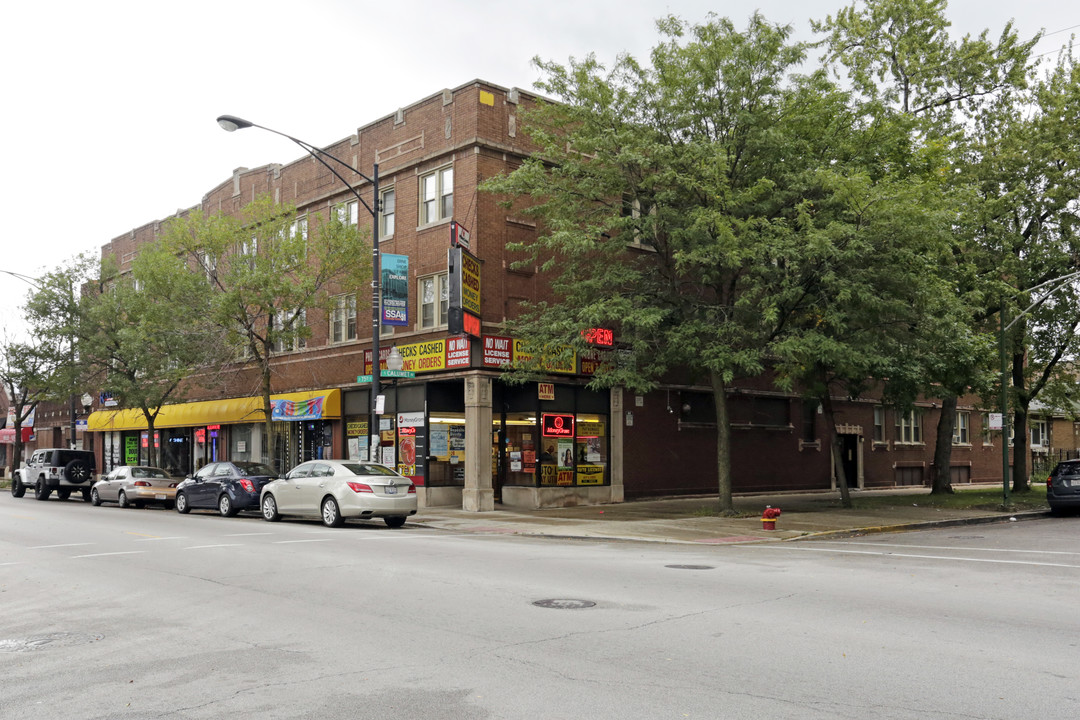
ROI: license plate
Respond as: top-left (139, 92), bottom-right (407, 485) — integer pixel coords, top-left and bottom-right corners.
top-left (155, 494), bottom-right (166, 500)
top-left (385, 485), bottom-right (398, 495)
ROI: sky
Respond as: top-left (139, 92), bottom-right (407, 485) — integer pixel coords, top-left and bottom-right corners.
top-left (1, 0), bottom-right (1075, 333)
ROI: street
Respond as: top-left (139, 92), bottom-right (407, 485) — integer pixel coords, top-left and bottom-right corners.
top-left (1, 494), bottom-right (1077, 719)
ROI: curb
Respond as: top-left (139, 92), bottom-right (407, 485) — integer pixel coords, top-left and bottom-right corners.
top-left (788, 510), bottom-right (1051, 541)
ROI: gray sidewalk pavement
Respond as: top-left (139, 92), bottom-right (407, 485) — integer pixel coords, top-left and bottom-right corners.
top-left (410, 486), bottom-right (1049, 544)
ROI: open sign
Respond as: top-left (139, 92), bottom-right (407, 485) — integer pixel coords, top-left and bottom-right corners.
top-left (542, 413), bottom-right (575, 438)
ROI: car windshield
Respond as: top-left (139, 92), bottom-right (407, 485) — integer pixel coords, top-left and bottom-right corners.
top-left (340, 463), bottom-right (400, 477)
top-left (1056, 463), bottom-right (1080, 477)
top-left (232, 462), bottom-right (278, 477)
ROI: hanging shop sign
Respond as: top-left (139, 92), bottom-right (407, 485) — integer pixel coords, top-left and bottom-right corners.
top-left (272, 395), bottom-right (325, 421)
top-left (446, 336), bottom-right (471, 368)
top-left (381, 253), bottom-right (409, 327)
top-left (482, 335), bottom-right (513, 367)
top-left (450, 220), bottom-right (471, 251)
top-left (581, 328), bottom-right (614, 347)
top-left (542, 413), bottom-right (575, 438)
top-left (538, 383), bottom-right (555, 401)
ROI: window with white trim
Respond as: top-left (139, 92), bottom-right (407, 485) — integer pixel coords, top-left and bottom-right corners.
top-left (895, 409), bottom-right (923, 444)
top-left (331, 294), bottom-right (356, 344)
top-left (381, 187), bottom-right (395, 237)
top-left (953, 411), bottom-right (970, 445)
top-left (419, 273), bottom-right (449, 329)
top-left (1031, 418), bottom-right (1048, 448)
top-left (420, 167), bottom-right (453, 225)
top-left (981, 412), bottom-right (993, 445)
top-left (284, 217), bottom-right (308, 241)
top-left (271, 308), bottom-right (306, 352)
top-left (334, 201), bottom-right (359, 227)
top-left (873, 406), bottom-right (886, 443)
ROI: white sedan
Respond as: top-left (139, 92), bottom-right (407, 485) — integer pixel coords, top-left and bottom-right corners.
top-left (91, 466), bottom-right (178, 509)
top-left (260, 459), bottom-right (417, 528)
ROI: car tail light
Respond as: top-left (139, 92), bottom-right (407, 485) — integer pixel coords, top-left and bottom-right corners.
top-left (1048, 476), bottom-right (1053, 490)
top-left (408, 484), bottom-right (416, 494)
top-left (239, 478), bottom-right (255, 493)
top-left (133, 481), bottom-right (151, 487)
top-left (347, 482), bottom-right (374, 494)
top-left (169, 483), bottom-right (178, 488)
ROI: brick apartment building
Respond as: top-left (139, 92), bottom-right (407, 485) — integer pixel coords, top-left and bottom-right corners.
top-left (6, 79), bottom-right (1030, 507)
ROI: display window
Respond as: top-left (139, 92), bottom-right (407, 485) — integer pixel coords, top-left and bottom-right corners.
top-left (428, 413), bottom-right (466, 487)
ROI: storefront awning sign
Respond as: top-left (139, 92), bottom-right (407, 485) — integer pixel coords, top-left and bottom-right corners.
top-left (272, 396), bottom-right (325, 421)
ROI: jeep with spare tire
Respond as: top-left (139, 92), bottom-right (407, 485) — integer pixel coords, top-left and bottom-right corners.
top-left (10, 448), bottom-right (97, 502)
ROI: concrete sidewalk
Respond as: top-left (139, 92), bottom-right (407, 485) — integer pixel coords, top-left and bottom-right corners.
top-left (409, 487), bottom-right (1049, 544)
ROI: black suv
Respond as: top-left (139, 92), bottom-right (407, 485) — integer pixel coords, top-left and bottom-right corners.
top-left (10, 448), bottom-right (97, 502)
top-left (1046, 459), bottom-right (1080, 515)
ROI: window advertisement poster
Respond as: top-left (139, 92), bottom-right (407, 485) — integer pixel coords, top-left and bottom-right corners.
top-left (398, 426), bottom-right (416, 477)
top-left (449, 424), bottom-right (466, 463)
top-left (577, 465), bottom-right (605, 485)
top-left (430, 425), bottom-right (450, 458)
top-left (381, 253), bottom-right (409, 326)
top-left (557, 439), bottom-right (575, 470)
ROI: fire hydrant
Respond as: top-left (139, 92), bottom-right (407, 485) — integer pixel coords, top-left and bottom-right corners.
top-left (761, 506), bottom-right (781, 530)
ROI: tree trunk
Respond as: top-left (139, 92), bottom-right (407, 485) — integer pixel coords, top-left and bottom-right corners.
top-left (820, 389), bottom-right (852, 509)
top-left (930, 393), bottom-right (957, 494)
top-left (709, 370), bottom-right (735, 515)
top-left (1011, 350), bottom-right (1029, 492)
top-left (261, 358), bottom-right (276, 474)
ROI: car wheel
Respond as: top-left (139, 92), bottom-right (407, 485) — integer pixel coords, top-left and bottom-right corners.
top-left (321, 496), bottom-right (344, 527)
top-left (118, 491), bottom-right (130, 509)
top-left (34, 479), bottom-right (51, 501)
top-left (261, 494), bottom-right (281, 522)
top-left (10, 476), bottom-right (25, 498)
top-left (384, 516), bottom-right (407, 529)
top-left (82, 487), bottom-right (92, 503)
top-left (63, 458), bottom-right (91, 484)
top-left (90, 487), bottom-right (102, 506)
top-left (218, 494), bottom-right (236, 517)
top-left (57, 489), bottom-right (71, 501)
top-left (175, 492), bottom-right (190, 514)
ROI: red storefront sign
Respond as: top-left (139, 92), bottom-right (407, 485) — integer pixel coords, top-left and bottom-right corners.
top-left (542, 413), bottom-right (575, 438)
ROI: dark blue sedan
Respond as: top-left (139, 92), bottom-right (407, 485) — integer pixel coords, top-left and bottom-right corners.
top-left (175, 461), bottom-right (280, 517)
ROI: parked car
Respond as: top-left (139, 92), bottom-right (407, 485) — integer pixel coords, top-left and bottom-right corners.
top-left (91, 466), bottom-right (178, 509)
top-left (1047, 459), bottom-right (1080, 515)
top-left (175, 461), bottom-right (280, 517)
top-left (10, 448), bottom-right (96, 502)
top-left (260, 459), bottom-right (417, 528)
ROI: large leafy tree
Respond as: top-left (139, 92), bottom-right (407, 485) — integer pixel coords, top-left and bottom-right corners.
top-left (153, 195), bottom-right (369, 470)
top-left (486, 13), bottom-right (935, 512)
top-left (0, 338), bottom-right (59, 473)
top-left (814, 0), bottom-right (1039, 494)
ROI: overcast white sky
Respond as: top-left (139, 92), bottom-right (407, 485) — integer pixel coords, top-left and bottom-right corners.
top-left (1, 0), bottom-right (1074, 333)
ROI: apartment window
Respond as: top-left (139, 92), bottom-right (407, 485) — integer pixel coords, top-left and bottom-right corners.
top-left (1031, 419), bottom-right (1048, 448)
top-left (953, 411), bottom-right (970, 445)
top-left (420, 273), bottom-right (449, 329)
top-left (381, 187), bottom-right (395, 237)
top-left (420, 166), bottom-right (453, 225)
top-left (895, 409), bottom-right (923, 444)
top-left (285, 217), bottom-right (308, 241)
top-left (981, 413), bottom-right (993, 445)
top-left (334, 201), bottom-right (359, 227)
top-left (197, 251), bottom-right (217, 282)
top-left (271, 308), bottom-right (306, 352)
top-left (873, 406), bottom-right (886, 443)
top-left (331, 294), bottom-right (356, 344)
top-left (621, 194), bottom-right (657, 248)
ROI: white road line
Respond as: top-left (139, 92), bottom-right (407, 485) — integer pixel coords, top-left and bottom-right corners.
top-left (272, 539), bottom-right (334, 545)
top-left (813, 540), bottom-right (1080, 557)
top-left (30, 543), bottom-right (93, 549)
top-left (0, 562), bottom-right (23, 567)
top-left (759, 545), bottom-right (1080, 568)
top-left (72, 551), bottom-right (146, 559)
top-left (184, 544), bottom-right (243, 550)
top-left (133, 537), bottom-right (188, 542)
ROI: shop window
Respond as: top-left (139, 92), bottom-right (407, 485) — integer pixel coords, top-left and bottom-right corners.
top-left (499, 413), bottom-right (539, 488)
top-left (427, 414), bottom-right (466, 487)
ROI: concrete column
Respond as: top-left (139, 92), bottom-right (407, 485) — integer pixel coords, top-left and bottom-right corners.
top-left (609, 387), bottom-right (625, 502)
top-left (462, 372), bottom-right (494, 511)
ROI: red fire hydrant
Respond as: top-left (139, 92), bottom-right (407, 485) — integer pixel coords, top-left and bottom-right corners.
top-left (761, 506), bottom-right (781, 530)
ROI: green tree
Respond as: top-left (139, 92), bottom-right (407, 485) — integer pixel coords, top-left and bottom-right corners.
top-left (154, 195), bottom-right (369, 471)
top-left (76, 256), bottom-right (230, 469)
top-left (0, 338), bottom-right (59, 475)
top-left (486, 13), bottom-right (912, 513)
top-left (814, 0), bottom-right (1039, 494)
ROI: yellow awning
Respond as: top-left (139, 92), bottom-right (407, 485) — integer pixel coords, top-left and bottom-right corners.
top-left (87, 389), bottom-right (341, 432)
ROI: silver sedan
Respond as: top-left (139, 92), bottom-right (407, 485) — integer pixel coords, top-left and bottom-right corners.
top-left (260, 459), bottom-right (417, 528)
top-left (91, 466), bottom-right (179, 509)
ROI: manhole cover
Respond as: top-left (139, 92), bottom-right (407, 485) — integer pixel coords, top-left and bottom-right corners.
top-left (0, 632), bottom-right (104, 653)
top-left (533, 599), bottom-right (596, 609)
top-left (665, 564), bottom-right (715, 570)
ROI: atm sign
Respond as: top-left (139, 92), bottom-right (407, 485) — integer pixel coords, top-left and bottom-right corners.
top-left (542, 413), bottom-right (575, 438)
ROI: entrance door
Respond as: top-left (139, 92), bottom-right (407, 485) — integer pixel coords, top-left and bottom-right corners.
top-left (840, 434), bottom-right (860, 489)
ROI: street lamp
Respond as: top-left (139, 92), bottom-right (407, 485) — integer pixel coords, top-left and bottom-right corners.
top-left (217, 115), bottom-right (384, 461)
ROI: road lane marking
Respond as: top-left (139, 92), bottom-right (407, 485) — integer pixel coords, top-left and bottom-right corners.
top-left (72, 551), bottom-right (146, 559)
top-left (30, 543), bottom-right (93, 549)
top-left (133, 537), bottom-right (188, 542)
top-left (184, 544), bottom-right (243, 550)
top-left (124, 532), bottom-right (162, 538)
top-left (759, 545), bottom-right (1080, 568)
top-left (813, 540), bottom-right (1080, 557)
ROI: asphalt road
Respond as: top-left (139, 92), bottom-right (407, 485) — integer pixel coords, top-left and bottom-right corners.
top-left (1, 494), bottom-right (1077, 719)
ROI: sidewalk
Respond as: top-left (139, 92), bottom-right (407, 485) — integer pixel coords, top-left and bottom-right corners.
top-left (409, 487), bottom-right (1049, 544)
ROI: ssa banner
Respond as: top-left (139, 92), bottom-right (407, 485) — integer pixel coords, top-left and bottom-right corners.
top-left (381, 253), bottom-right (409, 326)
